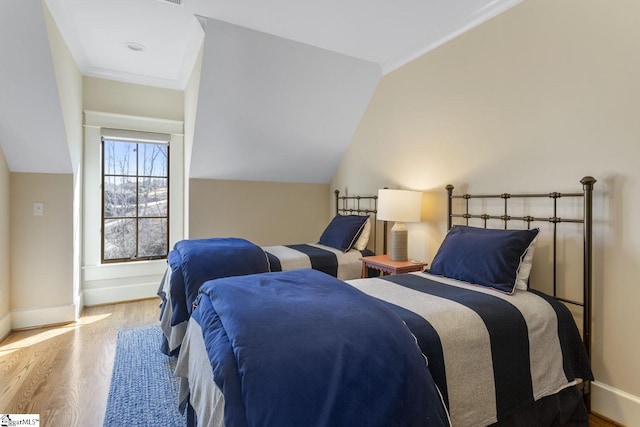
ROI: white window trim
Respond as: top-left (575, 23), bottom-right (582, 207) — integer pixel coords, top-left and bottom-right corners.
top-left (82, 110), bottom-right (185, 305)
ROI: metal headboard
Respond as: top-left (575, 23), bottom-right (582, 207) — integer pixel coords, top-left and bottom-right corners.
top-left (445, 176), bottom-right (596, 359)
top-left (334, 190), bottom-right (380, 253)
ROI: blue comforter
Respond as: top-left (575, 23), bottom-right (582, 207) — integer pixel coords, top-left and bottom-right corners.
top-left (168, 238), bottom-right (269, 327)
top-left (192, 269), bottom-right (450, 427)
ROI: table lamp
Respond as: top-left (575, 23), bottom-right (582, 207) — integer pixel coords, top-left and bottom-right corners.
top-left (377, 189), bottom-right (423, 261)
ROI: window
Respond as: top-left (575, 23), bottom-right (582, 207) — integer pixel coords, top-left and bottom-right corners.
top-left (102, 138), bottom-right (169, 262)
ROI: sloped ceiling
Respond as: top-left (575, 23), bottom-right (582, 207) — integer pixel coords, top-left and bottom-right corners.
top-left (0, 0), bottom-right (71, 173)
top-left (0, 0), bottom-right (524, 181)
top-left (190, 19), bottom-right (381, 182)
top-left (191, 0), bottom-right (523, 74)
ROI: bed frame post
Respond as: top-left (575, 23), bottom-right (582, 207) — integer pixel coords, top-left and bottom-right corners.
top-left (446, 185), bottom-right (454, 230)
top-left (581, 176), bottom-right (596, 412)
top-left (581, 176), bottom-right (596, 361)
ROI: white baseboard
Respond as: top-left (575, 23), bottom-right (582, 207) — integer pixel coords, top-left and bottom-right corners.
top-left (82, 281), bottom-right (159, 306)
top-left (0, 311), bottom-right (11, 340)
top-left (592, 381), bottom-right (640, 426)
top-left (11, 304), bottom-right (76, 330)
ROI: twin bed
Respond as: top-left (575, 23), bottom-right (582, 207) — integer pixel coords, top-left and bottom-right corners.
top-left (158, 191), bottom-right (378, 355)
top-left (162, 178), bottom-right (596, 427)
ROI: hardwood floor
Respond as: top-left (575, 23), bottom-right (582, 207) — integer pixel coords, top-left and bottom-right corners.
top-left (590, 413), bottom-right (625, 427)
top-left (0, 298), bottom-right (622, 427)
top-left (0, 298), bottom-right (159, 427)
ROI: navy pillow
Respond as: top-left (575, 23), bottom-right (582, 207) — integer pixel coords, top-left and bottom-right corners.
top-left (427, 225), bottom-right (540, 294)
top-left (318, 215), bottom-right (369, 252)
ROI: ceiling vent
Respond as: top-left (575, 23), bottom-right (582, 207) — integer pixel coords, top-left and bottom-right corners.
top-left (159, 0), bottom-right (183, 5)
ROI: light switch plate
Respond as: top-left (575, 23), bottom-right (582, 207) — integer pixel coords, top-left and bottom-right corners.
top-left (33, 202), bottom-right (44, 216)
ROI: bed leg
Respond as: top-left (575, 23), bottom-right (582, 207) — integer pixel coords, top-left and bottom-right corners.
top-left (581, 380), bottom-right (591, 413)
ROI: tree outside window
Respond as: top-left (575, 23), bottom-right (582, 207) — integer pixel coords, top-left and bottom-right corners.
top-left (102, 138), bottom-right (169, 262)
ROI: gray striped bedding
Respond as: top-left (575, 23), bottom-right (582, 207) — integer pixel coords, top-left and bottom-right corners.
top-left (350, 272), bottom-right (592, 426)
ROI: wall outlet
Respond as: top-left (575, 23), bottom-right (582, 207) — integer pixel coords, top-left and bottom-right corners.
top-left (33, 202), bottom-right (44, 216)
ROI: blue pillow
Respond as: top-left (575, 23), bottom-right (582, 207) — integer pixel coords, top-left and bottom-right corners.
top-left (427, 226), bottom-right (540, 294)
top-left (318, 215), bottom-right (369, 252)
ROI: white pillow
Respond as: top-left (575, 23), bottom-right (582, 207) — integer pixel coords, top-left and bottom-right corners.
top-left (353, 217), bottom-right (371, 251)
top-left (514, 234), bottom-right (538, 290)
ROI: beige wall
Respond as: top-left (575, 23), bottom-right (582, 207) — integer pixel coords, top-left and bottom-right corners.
top-left (190, 179), bottom-right (330, 246)
top-left (0, 146), bottom-right (10, 337)
top-left (83, 76), bottom-right (184, 122)
top-left (44, 1), bottom-right (83, 171)
top-left (81, 78), bottom-right (185, 307)
top-left (44, 0), bottom-right (83, 316)
top-left (183, 44), bottom-right (205, 237)
top-left (10, 173), bottom-right (73, 320)
top-left (331, 0), bottom-right (639, 423)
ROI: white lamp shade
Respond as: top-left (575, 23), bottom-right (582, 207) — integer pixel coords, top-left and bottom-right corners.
top-left (377, 189), bottom-right (422, 223)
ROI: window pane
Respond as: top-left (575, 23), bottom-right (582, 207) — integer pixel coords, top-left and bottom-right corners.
top-left (102, 136), bottom-right (169, 263)
top-left (140, 144), bottom-right (168, 177)
top-left (138, 177), bottom-right (168, 217)
top-left (104, 219), bottom-right (136, 260)
top-left (138, 218), bottom-right (168, 258)
top-left (103, 140), bottom-right (137, 176)
top-left (104, 176), bottom-right (137, 217)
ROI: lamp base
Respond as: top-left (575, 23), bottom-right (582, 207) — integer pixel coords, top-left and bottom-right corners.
top-left (389, 222), bottom-right (408, 262)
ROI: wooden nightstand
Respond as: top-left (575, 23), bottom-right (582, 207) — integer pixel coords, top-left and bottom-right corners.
top-left (360, 254), bottom-right (428, 278)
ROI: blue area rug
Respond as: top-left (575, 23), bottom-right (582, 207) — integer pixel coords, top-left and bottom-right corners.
top-left (104, 325), bottom-right (185, 426)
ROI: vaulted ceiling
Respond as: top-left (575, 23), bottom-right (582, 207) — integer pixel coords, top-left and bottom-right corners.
top-left (0, 0), bottom-right (522, 181)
